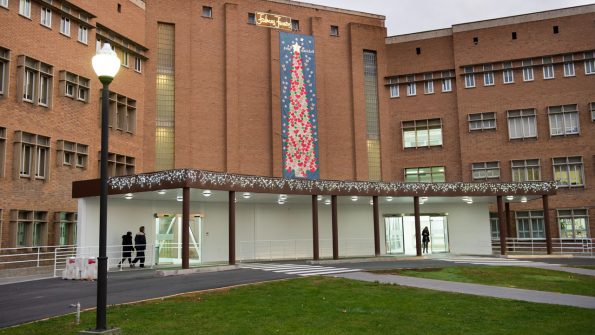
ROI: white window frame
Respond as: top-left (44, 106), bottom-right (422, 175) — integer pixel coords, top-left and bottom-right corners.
top-left (404, 166), bottom-right (445, 183)
top-left (558, 209), bottom-right (589, 239)
top-left (483, 64), bottom-right (494, 86)
top-left (563, 54), bottom-right (575, 77)
top-left (468, 112), bottom-right (496, 131)
top-left (423, 73), bottom-right (434, 94)
top-left (507, 109), bottom-right (537, 139)
top-left (202, 6), bottom-right (212, 18)
top-left (502, 61), bottom-right (514, 84)
top-left (548, 104), bottom-right (579, 136)
top-left (406, 75), bottom-right (416, 96)
top-left (516, 211), bottom-right (545, 239)
top-left (402, 119), bottom-right (442, 148)
top-left (472, 161), bottom-right (500, 180)
top-left (78, 25), bottom-right (88, 44)
top-left (23, 69), bottom-right (35, 102)
top-left (464, 66), bottom-right (475, 88)
top-left (40, 7), bottom-right (52, 28)
top-left (522, 59), bottom-right (534, 81)
top-left (20, 143), bottom-right (32, 177)
top-left (553, 156), bottom-right (584, 188)
top-left (441, 71), bottom-right (453, 92)
top-left (38, 74), bottom-right (50, 106)
top-left (60, 16), bottom-right (70, 37)
top-left (511, 159), bottom-right (541, 182)
top-left (584, 52), bottom-right (595, 75)
top-left (591, 102), bottom-right (595, 122)
top-left (1, 0), bottom-right (8, 9)
top-left (134, 57), bottom-right (142, 73)
top-left (19, 0), bottom-right (31, 18)
top-left (389, 84), bottom-right (399, 98)
top-left (542, 57), bottom-right (555, 79)
top-left (0, 47), bottom-right (9, 97)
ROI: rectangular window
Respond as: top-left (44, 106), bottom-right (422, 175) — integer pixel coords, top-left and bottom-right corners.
top-left (19, 0), bottom-right (31, 17)
top-left (1, 0), bottom-right (8, 8)
top-left (78, 26), bottom-right (88, 44)
top-left (40, 7), bottom-right (52, 28)
top-left (389, 84), bottom-right (399, 98)
top-left (363, 51), bottom-right (381, 181)
top-left (511, 159), bottom-right (541, 182)
top-left (522, 59), bottom-right (534, 81)
top-left (502, 61), bottom-right (514, 83)
top-left (516, 211), bottom-right (545, 239)
top-left (56, 212), bottom-right (77, 245)
top-left (59, 71), bottom-right (89, 103)
top-left (542, 56), bottom-right (554, 79)
top-left (330, 25), bottom-right (339, 36)
top-left (0, 47), bottom-right (9, 97)
top-left (11, 210), bottom-right (47, 247)
top-left (57, 140), bottom-right (87, 168)
top-left (405, 166), bottom-right (445, 183)
top-left (406, 75), bottom-right (416, 96)
top-left (202, 6), bottom-right (212, 18)
top-left (402, 118), bottom-right (442, 148)
top-left (60, 16), bottom-right (70, 36)
top-left (483, 64), bottom-right (494, 86)
top-left (134, 57), bottom-right (142, 73)
top-left (247, 13), bottom-right (256, 25)
top-left (584, 52), bottom-right (595, 75)
top-left (490, 213), bottom-right (500, 239)
top-left (468, 112), bottom-right (496, 131)
top-left (507, 108), bottom-right (536, 139)
top-left (591, 102), bottom-right (595, 121)
top-left (104, 91), bottom-right (137, 133)
top-left (553, 156), bottom-right (584, 187)
top-left (0, 127), bottom-right (6, 177)
top-left (563, 54), bottom-right (575, 77)
top-left (441, 71), bottom-right (453, 92)
top-left (558, 209), bottom-right (589, 239)
top-left (464, 66), bottom-right (475, 88)
top-left (18, 56), bottom-right (54, 107)
top-left (24, 69), bottom-right (35, 102)
top-left (423, 73), bottom-right (434, 94)
top-left (38, 74), bottom-right (50, 106)
top-left (104, 152), bottom-right (135, 177)
top-left (548, 104), bottom-right (579, 136)
top-left (14, 131), bottom-right (50, 180)
top-left (291, 19), bottom-right (299, 31)
top-left (155, 23), bottom-right (176, 171)
top-left (472, 161), bottom-right (500, 180)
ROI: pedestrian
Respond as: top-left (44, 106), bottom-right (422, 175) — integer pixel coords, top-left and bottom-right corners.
top-left (422, 226), bottom-right (430, 253)
top-left (118, 231), bottom-right (134, 268)
top-left (131, 226), bottom-right (147, 268)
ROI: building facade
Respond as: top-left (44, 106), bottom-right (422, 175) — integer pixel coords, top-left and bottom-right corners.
top-left (0, 1), bottom-right (593, 255)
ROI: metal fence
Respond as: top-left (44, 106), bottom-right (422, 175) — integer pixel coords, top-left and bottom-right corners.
top-left (491, 238), bottom-right (595, 256)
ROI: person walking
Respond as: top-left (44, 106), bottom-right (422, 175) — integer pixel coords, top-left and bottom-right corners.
top-left (118, 231), bottom-right (134, 268)
top-left (131, 226), bottom-right (147, 268)
top-left (422, 226), bottom-right (430, 254)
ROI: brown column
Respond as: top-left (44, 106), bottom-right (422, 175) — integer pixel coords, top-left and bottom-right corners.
top-left (312, 195), bottom-right (319, 260)
top-left (497, 195), bottom-right (507, 256)
top-left (331, 195), bottom-right (339, 260)
top-left (229, 191), bottom-right (236, 265)
top-left (543, 195), bottom-right (553, 255)
top-left (505, 202), bottom-right (512, 236)
top-left (373, 196), bottom-right (380, 256)
top-left (414, 196), bottom-right (421, 256)
top-left (181, 187), bottom-right (190, 269)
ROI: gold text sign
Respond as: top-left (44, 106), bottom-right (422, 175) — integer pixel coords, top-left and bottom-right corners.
top-left (255, 12), bottom-right (292, 31)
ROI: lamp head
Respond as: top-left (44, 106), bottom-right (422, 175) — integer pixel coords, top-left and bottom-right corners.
top-left (92, 43), bottom-right (120, 83)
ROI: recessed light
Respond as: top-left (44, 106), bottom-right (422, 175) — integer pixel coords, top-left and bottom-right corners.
top-left (202, 190), bottom-right (212, 197)
top-left (317, 195), bottom-right (323, 201)
top-left (124, 193), bottom-right (133, 200)
top-left (324, 199), bottom-right (331, 205)
top-left (242, 192), bottom-right (251, 199)
top-left (521, 196), bottom-right (527, 203)
top-left (176, 195), bottom-right (183, 202)
top-left (351, 196), bottom-right (358, 202)
top-left (506, 195), bottom-right (514, 201)
top-left (157, 190), bottom-right (166, 195)
top-left (385, 196), bottom-right (393, 202)
top-left (279, 194), bottom-right (287, 200)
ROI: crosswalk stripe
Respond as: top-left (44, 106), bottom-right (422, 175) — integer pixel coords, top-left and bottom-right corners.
top-left (299, 269), bottom-right (361, 277)
top-left (282, 267), bottom-right (350, 274)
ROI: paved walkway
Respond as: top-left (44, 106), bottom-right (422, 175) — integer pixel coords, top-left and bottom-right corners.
top-left (334, 271), bottom-right (595, 309)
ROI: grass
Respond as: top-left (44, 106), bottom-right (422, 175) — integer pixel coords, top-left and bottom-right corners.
top-left (566, 265), bottom-right (595, 270)
top-left (1, 277), bottom-right (595, 335)
top-left (372, 266), bottom-right (595, 296)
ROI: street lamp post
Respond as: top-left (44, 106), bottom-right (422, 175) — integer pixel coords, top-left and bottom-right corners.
top-left (89, 43), bottom-right (120, 334)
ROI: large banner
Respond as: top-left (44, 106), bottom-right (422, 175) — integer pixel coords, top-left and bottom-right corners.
top-left (280, 32), bottom-right (320, 179)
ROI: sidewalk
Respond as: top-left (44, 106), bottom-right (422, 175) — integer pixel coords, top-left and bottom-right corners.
top-left (334, 271), bottom-right (595, 309)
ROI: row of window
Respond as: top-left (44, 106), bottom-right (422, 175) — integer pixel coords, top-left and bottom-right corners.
top-left (6, 209), bottom-right (77, 247)
top-left (490, 209), bottom-right (589, 240)
top-left (16, 0), bottom-right (90, 44)
top-left (388, 71), bottom-right (454, 97)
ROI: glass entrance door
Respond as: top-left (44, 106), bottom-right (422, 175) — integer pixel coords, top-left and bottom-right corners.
top-left (384, 215), bottom-right (449, 255)
top-left (155, 214), bottom-right (202, 265)
top-left (384, 217), bottom-right (404, 254)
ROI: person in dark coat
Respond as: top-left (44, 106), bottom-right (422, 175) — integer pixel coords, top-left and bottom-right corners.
top-left (131, 226), bottom-right (147, 268)
top-left (118, 231), bottom-right (134, 268)
top-left (422, 226), bottom-right (430, 254)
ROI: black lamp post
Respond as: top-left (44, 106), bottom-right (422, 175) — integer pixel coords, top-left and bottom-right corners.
top-left (90, 43), bottom-right (120, 333)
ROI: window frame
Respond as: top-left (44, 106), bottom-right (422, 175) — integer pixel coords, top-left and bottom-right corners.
top-left (563, 54), bottom-right (575, 77)
top-left (464, 66), bottom-right (475, 88)
top-left (0, 127), bottom-right (6, 178)
top-left (247, 12), bottom-right (256, 25)
top-left (522, 59), bottom-right (534, 81)
top-left (590, 102), bottom-right (595, 122)
top-left (471, 161), bottom-right (500, 180)
top-left (59, 70), bottom-right (89, 103)
top-left (441, 71), bottom-right (453, 92)
top-left (19, 0), bottom-right (31, 18)
top-left (507, 108), bottom-right (537, 140)
top-left (552, 156), bottom-right (584, 188)
top-left (291, 19), bottom-right (299, 31)
top-left (502, 61), bottom-right (514, 84)
top-left (404, 166), bottom-right (446, 183)
top-left (389, 84), bottom-right (399, 98)
top-left (558, 209), bottom-right (589, 239)
top-left (423, 73), bottom-right (434, 94)
top-left (78, 25), bottom-right (88, 44)
top-left (548, 104), bottom-right (579, 136)
top-left (201, 6), bottom-right (212, 18)
top-left (468, 112), bottom-right (496, 131)
top-left (60, 16), bottom-right (71, 37)
top-left (56, 140), bottom-right (88, 169)
top-left (17, 55), bottom-right (54, 108)
top-left (515, 211), bottom-right (545, 239)
top-left (40, 7), bottom-right (52, 28)
top-left (0, 47), bottom-right (9, 97)
top-left (330, 25), bottom-right (339, 36)
top-left (406, 75), bottom-right (416, 96)
top-left (13, 131), bottom-right (50, 181)
top-left (584, 52), bottom-right (595, 75)
top-left (483, 64), bottom-right (494, 86)
top-left (402, 118), bottom-right (443, 149)
top-left (134, 57), bottom-right (142, 73)
top-left (511, 159), bottom-right (541, 182)
top-left (0, 0), bottom-right (8, 9)
top-left (542, 56), bottom-right (555, 79)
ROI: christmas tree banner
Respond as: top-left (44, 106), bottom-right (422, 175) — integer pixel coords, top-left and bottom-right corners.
top-left (280, 32), bottom-right (320, 180)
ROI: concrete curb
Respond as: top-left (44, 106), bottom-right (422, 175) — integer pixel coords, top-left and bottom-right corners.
top-left (155, 265), bottom-right (239, 276)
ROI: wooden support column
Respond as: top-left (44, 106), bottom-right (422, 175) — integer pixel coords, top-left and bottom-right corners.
top-left (414, 196), bottom-right (421, 256)
top-left (181, 187), bottom-right (190, 269)
top-left (505, 202), bottom-right (512, 236)
top-left (497, 195), bottom-right (507, 256)
top-left (331, 195), bottom-right (339, 260)
top-left (229, 191), bottom-right (236, 265)
top-left (543, 195), bottom-right (553, 255)
top-left (373, 196), bottom-right (380, 256)
top-left (312, 195), bottom-right (319, 260)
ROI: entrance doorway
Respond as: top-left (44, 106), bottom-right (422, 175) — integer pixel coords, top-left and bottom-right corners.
top-left (154, 213), bottom-right (202, 265)
top-left (384, 215), bottom-right (449, 255)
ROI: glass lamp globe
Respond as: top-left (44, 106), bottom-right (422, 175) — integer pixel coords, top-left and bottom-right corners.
top-left (92, 43), bottom-right (121, 80)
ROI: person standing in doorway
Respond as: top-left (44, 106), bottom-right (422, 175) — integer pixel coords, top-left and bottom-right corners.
top-left (131, 226), bottom-right (147, 268)
top-left (422, 226), bottom-right (430, 254)
top-left (118, 231), bottom-right (134, 268)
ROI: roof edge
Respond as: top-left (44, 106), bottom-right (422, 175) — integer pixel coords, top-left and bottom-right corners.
top-left (265, 0), bottom-right (385, 20)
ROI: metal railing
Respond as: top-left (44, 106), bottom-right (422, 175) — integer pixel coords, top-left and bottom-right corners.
top-left (491, 238), bottom-right (594, 256)
top-left (0, 245), bottom-right (67, 269)
top-left (238, 238), bottom-right (375, 261)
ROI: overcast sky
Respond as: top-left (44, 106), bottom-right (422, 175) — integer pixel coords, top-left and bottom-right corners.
top-left (304, 0), bottom-right (594, 36)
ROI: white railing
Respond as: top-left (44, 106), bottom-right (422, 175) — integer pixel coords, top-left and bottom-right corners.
top-left (491, 238), bottom-right (594, 256)
top-left (238, 238), bottom-right (375, 261)
top-left (0, 245), bottom-right (68, 269)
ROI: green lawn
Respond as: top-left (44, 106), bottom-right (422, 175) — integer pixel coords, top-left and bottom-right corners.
top-left (372, 266), bottom-right (595, 296)
top-left (1, 277), bottom-right (594, 335)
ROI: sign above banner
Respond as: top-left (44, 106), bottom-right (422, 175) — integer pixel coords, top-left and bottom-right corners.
top-left (255, 12), bottom-right (292, 31)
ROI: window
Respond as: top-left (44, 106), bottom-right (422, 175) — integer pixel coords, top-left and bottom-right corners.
top-left (59, 71), bottom-right (89, 103)
top-left (553, 26), bottom-right (559, 34)
top-left (40, 7), bottom-right (52, 28)
top-left (516, 211), bottom-right (545, 239)
top-left (57, 140), bottom-right (88, 168)
top-left (389, 84), bottom-right (399, 98)
top-left (483, 64), bottom-right (494, 86)
top-left (406, 75), bottom-right (416, 96)
top-left (14, 131), bottom-right (50, 180)
top-left (542, 56), bottom-right (554, 79)
top-left (511, 159), bottom-right (541, 182)
top-left (363, 51), bottom-right (381, 181)
top-left (291, 19), bottom-right (299, 31)
top-left (563, 54), bottom-right (575, 77)
top-left (104, 91), bottom-right (137, 133)
top-left (1, 0), bottom-right (8, 8)
top-left (584, 52), bottom-right (595, 75)
top-left (472, 162), bottom-right (500, 180)
top-left (512, 32), bottom-right (517, 40)
top-left (464, 66), bottom-right (475, 88)
top-left (10, 210), bottom-right (47, 247)
top-left (558, 209), bottom-right (589, 239)
top-left (490, 213), bottom-right (499, 239)
top-left (247, 13), bottom-right (256, 25)
top-left (56, 212), bottom-right (77, 246)
top-left (330, 25), bottom-right (339, 36)
top-left (60, 16), bottom-right (70, 36)
top-left (0, 127), bottom-right (6, 177)
top-left (423, 73), bottom-right (434, 94)
top-left (17, 56), bottom-right (54, 107)
top-left (405, 166), bottom-right (445, 183)
top-left (522, 59), bottom-right (534, 81)
top-left (502, 61), bottom-right (514, 83)
top-left (402, 118), bottom-right (442, 148)
top-left (134, 57), bottom-right (142, 73)
top-left (441, 71), bottom-right (453, 92)
top-left (19, 0), bottom-right (31, 18)
top-left (78, 26), bottom-right (88, 44)
top-left (548, 104), bottom-right (579, 136)
top-left (591, 102), bottom-right (595, 121)
top-left (202, 6), bottom-right (212, 18)
top-left (0, 47), bottom-right (9, 97)
top-left (468, 112), bottom-right (496, 131)
top-left (507, 109), bottom-right (536, 139)
top-left (103, 152), bottom-right (135, 177)
top-left (553, 156), bottom-right (584, 187)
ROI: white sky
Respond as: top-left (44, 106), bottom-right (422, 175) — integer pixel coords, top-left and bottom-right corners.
top-left (303, 0), bottom-right (595, 36)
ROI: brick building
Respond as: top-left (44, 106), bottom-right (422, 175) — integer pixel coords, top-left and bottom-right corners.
top-left (0, 1), bottom-right (593, 257)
